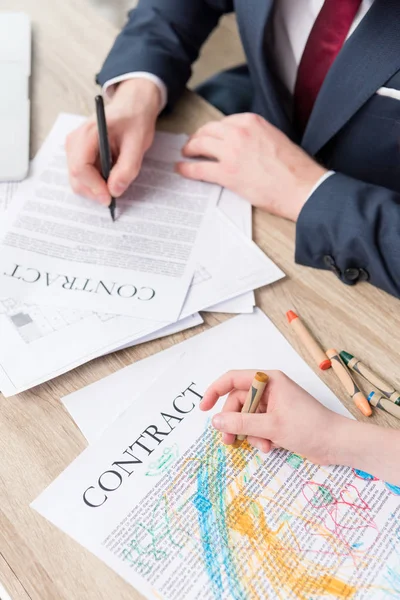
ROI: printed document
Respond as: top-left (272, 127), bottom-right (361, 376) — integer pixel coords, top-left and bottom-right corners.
top-left (0, 176), bottom-right (203, 395)
top-left (182, 209), bottom-right (283, 317)
top-left (0, 301), bottom-right (202, 397)
top-left (0, 122), bottom-right (283, 395)
top-left (34, 312), bottom-right (400, 600)
top-left (204, 188), bottom-right (255, 314)
top-left (0, 114), bottom-right (219, 320)
top-left (62, 309), bottom-right (350, 444)
top-left (0, 181), bottom-right (17, 213)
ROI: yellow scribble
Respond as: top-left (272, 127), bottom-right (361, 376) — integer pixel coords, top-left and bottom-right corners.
top-left (226, 493), bottom-right (356, 599)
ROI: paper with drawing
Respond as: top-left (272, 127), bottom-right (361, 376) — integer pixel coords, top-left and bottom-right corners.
top-left (33, 311), bottom-right (400, 599)
top-left (0, 114), bottom-right (220, 320)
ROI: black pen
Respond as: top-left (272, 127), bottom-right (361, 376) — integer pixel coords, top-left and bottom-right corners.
top-left (95, 95), bottom-right (116, 221)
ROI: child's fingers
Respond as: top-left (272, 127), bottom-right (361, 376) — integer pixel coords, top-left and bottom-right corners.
top-left (221, 432), bottom-right (236, 445)
top-left (221, 390), bottom-right (247, 413)
top-left (212, 411), bottom-right (274, 440)
top-left (247, 436), bottom-right (272, 453)
top-left (200, 370), bottom-right (262, 411)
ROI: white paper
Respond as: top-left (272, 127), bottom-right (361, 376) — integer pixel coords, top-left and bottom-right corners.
top-left (208, 188), bottom-right (255, 314)
top-left (0, 297), bottom-right (203, 397)
top-left (66, 343), bottom-right (183, 443)
top-left (35, 310), bottom-right (400, 600)
top-left (0, 114), bottom-right (219, 320)
top-left (0, 178), bottom-right (282, 396)
top-left (63, 308), bottom-right (350, 444)
top-left (136, 136), bottom-right (272, 316)
top-left (0, 177), bottom-right (203, 396)
top-left (112, 313), bottom-right (203, 352)
top-left (0, 117), bottom-right (282, 394)
top-left (0, 181), bottom-right (17, 213)
top-left (181, 209), bottom-right (283, 318)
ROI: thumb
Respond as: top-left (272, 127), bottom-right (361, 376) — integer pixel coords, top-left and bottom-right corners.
top-left (108, 138), bottom-right (144, 197)
top-left (212, 412), bottom-right (274, 440)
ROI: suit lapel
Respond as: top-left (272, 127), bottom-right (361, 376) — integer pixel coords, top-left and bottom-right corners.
top-left (237, 0), bottom-right (293, 137)
top-left (302, 0), bottom-right (400, 156)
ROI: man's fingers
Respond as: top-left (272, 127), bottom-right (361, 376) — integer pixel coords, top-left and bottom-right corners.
top-left (70, 167), bottom-right (110, 205)
top-left (212, 411), bottom-right (275, 440)
top-left (200, 370), bottom-right (264, 411)
top-left (182, 136), bottom-right (224, 161)
top-left (67, 126), bottom-right (110, 204)
top-left (175, 160), bottom-right (223, 185)
top-left (191, 120), bottom-right (226, 140)
top-left (108, 135), bottom-right (144, 197)
top-left (69, 178), bottom-right (99, 202)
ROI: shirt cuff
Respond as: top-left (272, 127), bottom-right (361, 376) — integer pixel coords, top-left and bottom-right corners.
top-left (305, 170), bottom-right (335, 202)
top-left (102, 72), bottom-right (168, 113)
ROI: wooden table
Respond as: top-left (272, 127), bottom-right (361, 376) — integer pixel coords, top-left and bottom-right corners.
top-left (1, 1), bottom-right (400, 599)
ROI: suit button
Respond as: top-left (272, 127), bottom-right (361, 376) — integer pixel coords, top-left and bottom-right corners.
top-left (343, 267), bottom-right (369, 284)
top-left (323, 255), bottom-right (341, 278)
top-left (344, 267), bottom-right (360, 283)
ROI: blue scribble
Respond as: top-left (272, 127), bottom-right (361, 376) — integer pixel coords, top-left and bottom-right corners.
top-left (353, 469), bottom-right (375, 480)
top-left (194, 494), bottom-right (212, 513)
top-left (386, 483), bottom-right (400, 496)
top-left (384, 566), bottom-right (400, 596)
top-left (194, 434), bottom-right (246, 600)
top-left (353, 469), bottom-right (400, 496)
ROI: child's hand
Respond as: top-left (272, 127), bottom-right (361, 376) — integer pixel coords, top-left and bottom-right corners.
top-left (200, 370), bottom-right (345, 465)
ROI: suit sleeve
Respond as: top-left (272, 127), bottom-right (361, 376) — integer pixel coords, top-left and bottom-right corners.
top-left (96, 0), bottom-right (234, 107)
top-left (295, 173), bottom-right (400, 298)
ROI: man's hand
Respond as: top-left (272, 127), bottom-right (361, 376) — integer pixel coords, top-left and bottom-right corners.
top-left (177, 113), bottom-right (327, 221)
top-left (66, 79), bottom-right (161, 205)
top-left (200, 370), bottom-right (345, 465)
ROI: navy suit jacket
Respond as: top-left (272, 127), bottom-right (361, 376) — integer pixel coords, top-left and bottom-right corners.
top-left (98, 0), bottom-right (400, 298)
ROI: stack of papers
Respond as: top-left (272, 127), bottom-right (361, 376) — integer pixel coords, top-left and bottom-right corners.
top-left (0, 114), bottom-right (284, 395)
top-left (33, 311), bottom-right (400, 600)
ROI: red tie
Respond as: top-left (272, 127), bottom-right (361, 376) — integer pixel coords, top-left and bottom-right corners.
top-left (294, 0), bottom-right (363, 133)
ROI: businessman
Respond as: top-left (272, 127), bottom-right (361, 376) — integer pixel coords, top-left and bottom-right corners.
top-left (66, 0), bottom-right (400, 298)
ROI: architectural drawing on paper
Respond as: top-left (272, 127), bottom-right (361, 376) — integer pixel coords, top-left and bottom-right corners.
top-left (0, 297), bottom-right (113, 343)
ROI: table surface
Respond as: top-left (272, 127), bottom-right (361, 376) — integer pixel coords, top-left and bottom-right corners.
top-left (1, 1), bottom-right (400, 599)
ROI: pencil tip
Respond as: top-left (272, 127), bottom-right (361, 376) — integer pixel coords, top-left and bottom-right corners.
top-left (109, 198), bottom-right (116, 222)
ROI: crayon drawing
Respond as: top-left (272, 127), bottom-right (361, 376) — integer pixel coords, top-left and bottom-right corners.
top-left (122, 426), bottom-right (400, 599)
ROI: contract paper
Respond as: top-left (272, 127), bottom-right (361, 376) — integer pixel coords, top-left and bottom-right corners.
top-left (62, 309), bottom-right (351, 444)
top-left (0, 181), bottom-right (17, 214)
top-left (157, 139), bottom-right (257, 314)
top-left (34, 313), bottom-right (400, 600)
top-left (0, 301), bottom-right (202, 396)
top-left (182, 209), bottom-right (283, 318)
top-left (0, 176), bottom-right (203, 396)
top-left (0, 123), bottom-right (283, 395)
top-left (204, 188), bottom-right (255, 314)
top-left (0, 114), bottom-right (219, 320)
